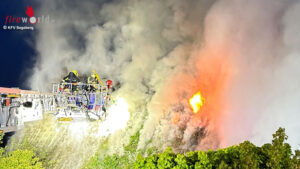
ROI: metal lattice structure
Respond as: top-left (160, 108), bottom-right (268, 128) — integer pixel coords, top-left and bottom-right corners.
top-left (0, 82), bottom-right (112, 134)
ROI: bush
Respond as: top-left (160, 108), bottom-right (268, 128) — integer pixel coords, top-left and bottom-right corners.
top-left (0, 134), bottom-right (44, 169)
top-left (0, 149), bottom-right (44, 169)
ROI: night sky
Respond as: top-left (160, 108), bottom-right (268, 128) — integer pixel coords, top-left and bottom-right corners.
top-left (0, 0), bottom-right (36, 89)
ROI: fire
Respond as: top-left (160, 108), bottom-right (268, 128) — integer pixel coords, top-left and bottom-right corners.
top-left (189, 91), bottom-right (205, 113)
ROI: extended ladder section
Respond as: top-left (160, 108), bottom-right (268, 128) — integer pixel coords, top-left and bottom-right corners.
top-left (0, 83), bottom-right (112, 133)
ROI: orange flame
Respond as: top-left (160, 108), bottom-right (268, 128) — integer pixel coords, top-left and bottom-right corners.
top-left (189, 91), bottom-right (205, 114)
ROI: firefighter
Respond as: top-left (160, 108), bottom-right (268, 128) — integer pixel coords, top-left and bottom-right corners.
top-left (86, 71), bottom-right (103, 91)
top-left (105, 80), bottom-right (113, 97)
top-left (62, 70), bottom-right (80, 93)
top-left (62, 70), bottom-right (80, 83)
top-left (106, 80), bottom-right (112, 90)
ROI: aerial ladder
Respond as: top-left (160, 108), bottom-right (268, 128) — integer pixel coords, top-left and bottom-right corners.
top-left (0, 81), bottom-right (113, 134)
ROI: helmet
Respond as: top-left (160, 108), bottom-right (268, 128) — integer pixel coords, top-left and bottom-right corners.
top-left (72, 70), bottom-right (78, 77)
top-left (91, 70), bottom-right (97, 78)
top-left (106, 80), bottom-right (112, 86)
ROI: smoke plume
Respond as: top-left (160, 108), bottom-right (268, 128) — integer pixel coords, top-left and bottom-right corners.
top-left (19, 0), bottom-right (300, 167)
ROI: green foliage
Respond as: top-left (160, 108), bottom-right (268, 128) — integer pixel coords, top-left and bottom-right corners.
top-left (82, 127), bottom-right (299, 169)
top-left (195, 151), bottom-right (212, 169)
top-left (0, 134), bottom-right (45, 169)
top-left (124, 131), bottom-right (140, 154)
top-left (210, 145), bottom-right (240, 168)
top-left (238, 141), bottom-right (261, 169)
top-left (83, 152), bottom-right (102, 169)
top-left (266, 127), bottom-right (293, 169)
top-left (132, 127), bottom-right (299, 169)
top-left (83, 152), bottom-right (132, 169)
top-left (0, 149), bottom-right (44, 169)
top-left (133, 153), bottom-right (159, 169)
top-left (83, 131), bottom-right (141, 169)
top-left (157, 147), bottom-right (176, 169)
top-left (9, 136), bottom-right (55, 168)
top-left (146, 147), bottom-right (158, 156)
top-left (218, 160), bottom-right (230, 169)
top-left (133, 154), bottom-right (146, 169)
top-left (292, 150), bottom-right (300, 169)
top-left (174, 153), bottom-right (192, 169)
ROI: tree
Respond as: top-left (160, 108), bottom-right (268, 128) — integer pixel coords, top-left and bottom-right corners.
top-left (261, 143), bottom-right (272, 168)
top-left (218, 160), bottom-right (231, 169)
top-left (208, 146), bottom-right (239, 168)
top-left (174, 154), bottom-right (192, 169)
top-left (133, 154), bottom-right (146, 168)
top-left (292, 150), bottom-right (300, 169)
top-left (128, 127), bottom-right (298, 169)
top-left (195, 151), bottom-right (212, 169)
top-left (239, 141), bottom-right (260, 169)
top-left (267, 127), bottom-right (293, 169)
top-left (186, 151), bottom-right (197, 165)
top-left (144, 154), bottom-right (159, 169)
top-left (157, 147), bottom-right (176, 169)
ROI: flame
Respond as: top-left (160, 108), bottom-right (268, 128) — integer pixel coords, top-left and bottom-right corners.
top-left (189, 91), bottom-right (205, 113)
top-left (26, 6), bottom-right (34, 17)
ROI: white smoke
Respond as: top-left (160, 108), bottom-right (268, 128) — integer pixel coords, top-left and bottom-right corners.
top-left (25, 0), bottom-right (300, 163)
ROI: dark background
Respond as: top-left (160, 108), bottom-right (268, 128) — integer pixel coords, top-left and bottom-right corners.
top-left (0, 0), bottom-right (37, 89)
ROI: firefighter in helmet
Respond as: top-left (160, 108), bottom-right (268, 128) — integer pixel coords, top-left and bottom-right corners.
top-left (86, 70), bottom-right (103, 91)
top-left (62, 70), bottom-right (80, 93)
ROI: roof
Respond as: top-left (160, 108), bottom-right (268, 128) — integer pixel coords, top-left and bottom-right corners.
top-left (0, 87), bottom-right (21, 94)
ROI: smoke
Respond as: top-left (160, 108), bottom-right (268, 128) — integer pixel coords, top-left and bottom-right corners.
top-left (206, 0), bottom-right (300, 149)
top-left (20, 0), bottom-right (300, 166)
top-left (9, 98), bottom-right (130, 169)
top-left (10, 115), bottom-right (105, 169)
